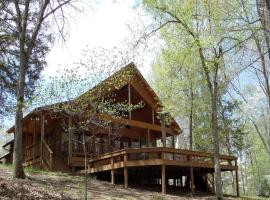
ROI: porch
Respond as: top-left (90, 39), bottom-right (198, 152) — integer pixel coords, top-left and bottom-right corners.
top-left (72, 146), bottom-right (239, 196)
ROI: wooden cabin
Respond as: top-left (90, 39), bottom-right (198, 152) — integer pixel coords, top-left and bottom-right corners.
top-left (1, 63), bottom-right (239, 196)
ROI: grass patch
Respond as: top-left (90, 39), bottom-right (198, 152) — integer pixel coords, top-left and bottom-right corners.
top-left (239, 196), bottom-right (270, 200)
top-left (0, 163), bottom-right (13, 169)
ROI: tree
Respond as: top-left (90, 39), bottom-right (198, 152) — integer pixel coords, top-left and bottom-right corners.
top-left (32, 48), bottom-right (143, 200)
top-left (142, 0), bottom-right (250, 198)
top-left (0, 0), bottom-right (75, 179)
top-left (238, 0), bottom-right (270, 161)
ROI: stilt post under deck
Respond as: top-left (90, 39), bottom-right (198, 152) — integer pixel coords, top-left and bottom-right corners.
top-left (162, 165), bottom-right (166, 194)
top-left (235, 159), bottom-right (240, 197)
top-left (124, 153), bottom-right (128, 188)
top-left (40, 114), bottom-right (45, 168)
top-left (111, 156), bottom-right (115, 184)
top-left (190, 167), bottom-right (194, 195)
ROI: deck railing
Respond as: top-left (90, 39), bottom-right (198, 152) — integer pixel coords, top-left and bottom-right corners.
top-left (63, 140), bottom-right (113, 157)
top-left (88, 147), bottom-right (237, 172)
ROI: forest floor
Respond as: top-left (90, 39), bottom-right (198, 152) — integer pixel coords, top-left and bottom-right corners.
top-left (0, 164), bottom-right (265, 200)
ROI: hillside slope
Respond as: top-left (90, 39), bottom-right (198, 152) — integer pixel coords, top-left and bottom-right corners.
top-left (0, 164), bottom-right (243, 200)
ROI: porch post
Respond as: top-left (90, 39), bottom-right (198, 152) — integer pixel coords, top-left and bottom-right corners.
top-left (128, 84), bottom-right (131, 119)
top-left (68, 116), bottom-right (73, 165)
top-left (172, 135), bottom-right (175, 148)
top-left (147, 129), bottom-right (151, 147)
top-left (162, 165), bottom-right (166, 194)
top-left (33, 117), bottom-right (36, 159)
top-left (160, 114), bottom-right (166, 148)
top-left (235, 159), bottom-right (240, 197)
top-left (152, 108), bottom-right (155, 124)
top-left (40, 114), bottom-right (45, 167)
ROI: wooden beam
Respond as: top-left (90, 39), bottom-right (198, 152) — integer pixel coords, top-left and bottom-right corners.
top-left (131, 80), bottom-right (156, 108)
top-left (162, 165), bottom-right (166, 194)
top-left (97, 113), bottom-right (176, 134)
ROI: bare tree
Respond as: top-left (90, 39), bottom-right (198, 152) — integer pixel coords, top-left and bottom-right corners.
top-left (0, 0), bottom-right (79, 179)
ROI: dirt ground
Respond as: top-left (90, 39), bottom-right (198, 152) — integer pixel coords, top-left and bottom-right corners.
top-left (0, 164), bottom-right (241, 200)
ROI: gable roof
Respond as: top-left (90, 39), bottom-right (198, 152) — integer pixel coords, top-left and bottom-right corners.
top-left (78, 62), bottom-right (161, 109)
top-left (6, 62), bottom-right (182, 134)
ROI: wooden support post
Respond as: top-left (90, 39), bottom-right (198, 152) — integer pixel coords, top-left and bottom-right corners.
top-left (68, 116), bottom-right (73, 165)
top-left (235, 160), bottom-right (240, 197)
top-left (190, 167), bottom-right (194, 195)
top-left (141, 171), bottom-right (144, 185)
top-left (160, 114), bottom-right (166, 147)
top-left (124, 153), bottom-right (128, 188)
top-left (162, 165), bottom-right (166, 194)
top-left (26, 121), bottom-right (29, 162)
top-left (111, 156), bottom-right (115, 184)
top-left (40, 114), bottom-right (45, 168)
top-left (147, 129), bottom-right (151, 147)
top-left (33, 117), bottom-right (37, 160)
top-left (128, 84), bottom-right (131, 119)
top-left (152, 108), bottom-right (155, 124)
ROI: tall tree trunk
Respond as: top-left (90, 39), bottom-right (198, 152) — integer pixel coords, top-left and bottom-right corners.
top-left (211, 89), bottom-right (222, 199)
top-left (189, 89), bottom-right (194, 151)
top-left (13, 57), bottom-right (27, 179)
top-left (240, 163), bottom-right (246, 195)
top-left (241, 0), bottom-right (270, 162)
top-left (221, 110), bottom-right (236, 195)
top-left (247, 151), bottom-right (257, 195)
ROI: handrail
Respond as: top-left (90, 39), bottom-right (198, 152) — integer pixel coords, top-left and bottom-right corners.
top-left (43, 140), bottom-right (53, 154)
top-left (88, 147), bottom-right (237, 172)
top-left (24, 143), bottom-right (40, 163)
top-left (42, 140), bottom-right (53, 170)
top-left (89, 147), bottom-right (237, 162)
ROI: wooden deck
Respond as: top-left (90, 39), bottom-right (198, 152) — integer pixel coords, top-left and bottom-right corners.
top-left (73, 147), bottom-right (239, 195)
top-left (82, 147), bottom-right (237, 173)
